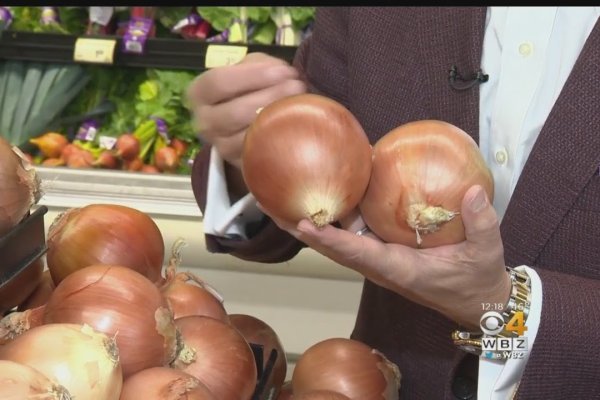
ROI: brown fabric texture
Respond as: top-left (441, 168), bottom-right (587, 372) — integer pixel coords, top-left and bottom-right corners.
top-left (191, 7), bottom-right (600, 399)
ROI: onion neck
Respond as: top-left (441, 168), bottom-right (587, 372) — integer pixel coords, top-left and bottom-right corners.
top-left (406, 203), bottom-right (458, 246)
top-left (53, 386), bottom-right (73, 400)
top-left (172, 343), bottom-right (197, 367)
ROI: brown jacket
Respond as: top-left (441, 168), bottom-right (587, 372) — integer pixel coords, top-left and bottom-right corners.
top-left (191, 7), bottom-right (600, 399)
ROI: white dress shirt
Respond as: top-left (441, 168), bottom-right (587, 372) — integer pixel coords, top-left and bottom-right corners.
top-left (201, 6), bottom-right (600, 399)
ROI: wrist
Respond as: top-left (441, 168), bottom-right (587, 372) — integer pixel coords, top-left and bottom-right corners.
top-left (462, 268), bottom-right (512, 330)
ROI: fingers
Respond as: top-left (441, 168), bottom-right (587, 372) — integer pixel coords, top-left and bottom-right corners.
top-left (461, 185), bottom-right (503, 250)
top-left (199, 78), bottom-right (307, 135)
top-left (212, 130), bottom-right (246, 168)
top-left (189, 61), bottom-right (300, 106)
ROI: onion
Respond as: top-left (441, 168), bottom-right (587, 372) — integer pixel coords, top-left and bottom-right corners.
top-left (160, 239), bottom-right (228, 322)
top-left (0, 138), bottom-right (41, 236)
top-left (142, 164), bottom-right (160, 173)
top-left (155, 147), bottom-right (180, 173)
top-left (171, 138), bottom-right (189, 157)
top-left (172, 316), bottom-right (258, 400)
top-left (0, 360), bottom-right (71, 399)
top-left (0, 323), bottom-right (122, 400)
top-left (42, 157), bottom-right (66, 167)
top-left (242, 93), bottom-right (372, 228)
top-left (125, 157), bottom-right (144, 171)
top-left (116, 134), bottom-right (140, 161)
top-left (43, 265), bottom-right (179, 377)
top-left (359, 120), bottom-right (494, 248)
top-left (0, 257), bottom-right (44, 315)
top-left (291, 338), bottom-right (401, 400)
top-left (229, 314), bottom-right (287, 397)
top-left (46, 204), bottom-right (165, 285)
top-left (120, 367), bottom-right (216, 400)
top-left (18, 269), bottom-right (55, 311)
top-left (65, 149), bottom-right (94, 168)
top-left (29, 132), bottom-right (68, 159)
top-left (295, 391), bottom-right (351, 400)
top-left (0, 305), bottom-right (45, 344)
top-left (94, 150), bottom-right (120, 169)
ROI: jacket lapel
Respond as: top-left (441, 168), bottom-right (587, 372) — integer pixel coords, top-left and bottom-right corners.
top-left (501, 18), bottom-right (600, 267)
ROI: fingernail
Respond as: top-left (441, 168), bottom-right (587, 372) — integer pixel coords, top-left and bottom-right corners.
top-left (470, 186), bottom-right (488, 212)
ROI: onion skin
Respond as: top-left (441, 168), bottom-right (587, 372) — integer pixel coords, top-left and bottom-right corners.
top-left (29, 132), bottom-right (68, 159)
top-left (44, 265), bottom-right (179, 378)
top-left (0, 360), bottom-right (72, 399)
top-left (46, 204), bottom-right (165, 285)
top-left (295, 391), bottom-right (351, 400)
top-left (0, 257), bottom-right (44, 315)
top-left (229, 314), bottom-right (287, 398)
top-left (120, 367), bottom-right (216, 400)
top-left (360, 120), bottom-right (494, 248)
top-left (18, 268), bottom-right (55, 311)
top-left (292, 338), bottom-right (401, 400)
top-left (0, 138), bottom-right (41, 236)
top-left (242, 93), bottom-right (372, 228)
top-left (0, 323), bottom-right (122, 400)
top-left (172, 316), bottom-right (258, 400)
top-left (0, 305), bottom-right (45, 344)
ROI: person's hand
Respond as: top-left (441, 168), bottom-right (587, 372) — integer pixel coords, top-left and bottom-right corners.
top-left (264, 185), bottom-right (512, 330)
top-left (187, 53), bottom-right (307, 198)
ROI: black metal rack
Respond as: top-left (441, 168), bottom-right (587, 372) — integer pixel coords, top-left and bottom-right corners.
top-left (0, 31), bottom-right (298, 71)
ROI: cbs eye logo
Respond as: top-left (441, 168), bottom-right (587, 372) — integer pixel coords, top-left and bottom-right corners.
top-left (480, 311), bottom-right (505, 335)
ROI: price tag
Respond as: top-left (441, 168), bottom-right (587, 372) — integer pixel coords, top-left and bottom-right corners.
top-left (73, 38), bottom-right (117, 64)
top-left (205, 44), bottom-right (248, 68)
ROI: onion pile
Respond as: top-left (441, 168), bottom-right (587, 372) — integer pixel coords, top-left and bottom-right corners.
top-left (0, 137), bottom-right (41, 236)
top-left (242, 93), bottom-right (372, 228)
top-left (0, 360), bottom-right (71, 399)
top-left (291, 338), bottom-right (401, 400)
top-left (360, 120), bottom-right (494, 247)
top-left (46, 204), bottom-right (165, 285)
top-left (0, 323), bottom-right (122, 400)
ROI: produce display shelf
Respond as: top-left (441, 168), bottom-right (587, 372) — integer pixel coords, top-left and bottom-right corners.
top-left (0, 31), bottom-right (299, 71)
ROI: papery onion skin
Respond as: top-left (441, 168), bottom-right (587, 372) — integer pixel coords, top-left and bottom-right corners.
top-left (0, 359), bottom-right (72, 400)
top-left (120, 367), bottom-right (216, 400)
top-left (292, 338), bottom-right (401, 400)
top-left (242, 93), bottom-right (372, 228)
top-left (0, 257), bottom-right (44, 315)
top-left (172, 316), bottom-right (258, 400)
top-left (229, 314), bottom-right (287, 397)
top-left (46, 204), bottom-right (165, 285)
top-left (0, 305), bottom-right (45, 344)
top-left (295, 391), bottom-right (351, 400)
top-left (43, 265), bottom-right (179, 378)
top-left (0, 323), bottom-right (122, 400)
top-left (18, 268), bottom-right (55, 311)
top-left (0, 138), bottom-right (41, 236)
top-left (360, 120), bottom-right (494, 248)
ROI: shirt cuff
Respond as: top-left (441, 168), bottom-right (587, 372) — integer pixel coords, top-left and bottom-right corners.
top-left (477, 265), bottom-right (542, 400)
top-left (203, 146), bottom-right (264, 239)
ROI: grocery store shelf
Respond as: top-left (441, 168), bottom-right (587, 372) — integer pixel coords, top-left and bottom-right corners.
top-left (0, 31), bottom-right (298, 71)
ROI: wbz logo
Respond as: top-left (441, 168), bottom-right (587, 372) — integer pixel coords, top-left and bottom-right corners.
top-left (482, 337), bottom-right (528, 359)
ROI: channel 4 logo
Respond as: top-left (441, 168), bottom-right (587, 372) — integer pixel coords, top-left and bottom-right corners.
top-left (480, 311), bottom-right (528, 360)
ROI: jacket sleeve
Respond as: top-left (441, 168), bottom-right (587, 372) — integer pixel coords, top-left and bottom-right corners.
top-left (190, 8), bottom-right (352, 263)
top-left (515, 267), bottom-right (600, 399)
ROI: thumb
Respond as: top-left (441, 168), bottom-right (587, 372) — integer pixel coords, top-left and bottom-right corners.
top-left (460, 185), bottom-right (501, 246)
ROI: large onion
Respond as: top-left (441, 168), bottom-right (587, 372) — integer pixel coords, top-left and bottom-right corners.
top-left (172, 316), bottom-right (258, 400)
top-left (160, 239), bottom-right (229, 322)
top-left (229, 314), bottom-right (287, 398)
top-left (46, 204), bottom-right (165, 285)
top-left (43, 264), bottom-right (179, 377)
top-left (292, 338), bottom-right (401, 400)
top-left (242, 93), bottom-right (372, 228)
top-left (295, 392), bottom-right (351, 400)
top-left (0, 137), bottom-right (41, 236)
top-left (360, 120), bottom-right (494, 248)
top-left (0, 323), bottom-right (122, 400)
top-left (0, 360), bottom-right (71, 399)
top-left (120, 367), bottom-right (216, 400)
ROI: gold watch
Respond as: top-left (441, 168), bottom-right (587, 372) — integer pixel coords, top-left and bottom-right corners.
top-left (452, 267), bottom-right (532, 356)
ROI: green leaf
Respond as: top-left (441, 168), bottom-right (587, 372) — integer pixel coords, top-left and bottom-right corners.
top-left (247, 7), bottom-right (274, 23)
top-left (28, 64), bottom-right (61, 119)
top-left (12, 62), bottom-right (45, 145)
top-left (139, 80), bottom-right (160, 101)
top-left (288, 7), bottom-right (316, 29)
top-left (196, 7), bottom-right (239, 32)
top-left (251, 21), bottom-right (277, 45)
top-left (1, 61), bottom-right (25, 143)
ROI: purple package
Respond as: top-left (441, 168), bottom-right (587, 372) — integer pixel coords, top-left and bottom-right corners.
top-left (122, 17), bottom-right (153, 54)
top-left (0, 7), bottom-right (13, 29)
top-left (206, 28), bottom-right (229, 43)
top-left (151, 117), bottom-right (170, 144)
top-left (40, 7), bottom-right (60, 25)
top-left (75, 120), bottom-right (99, 142)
